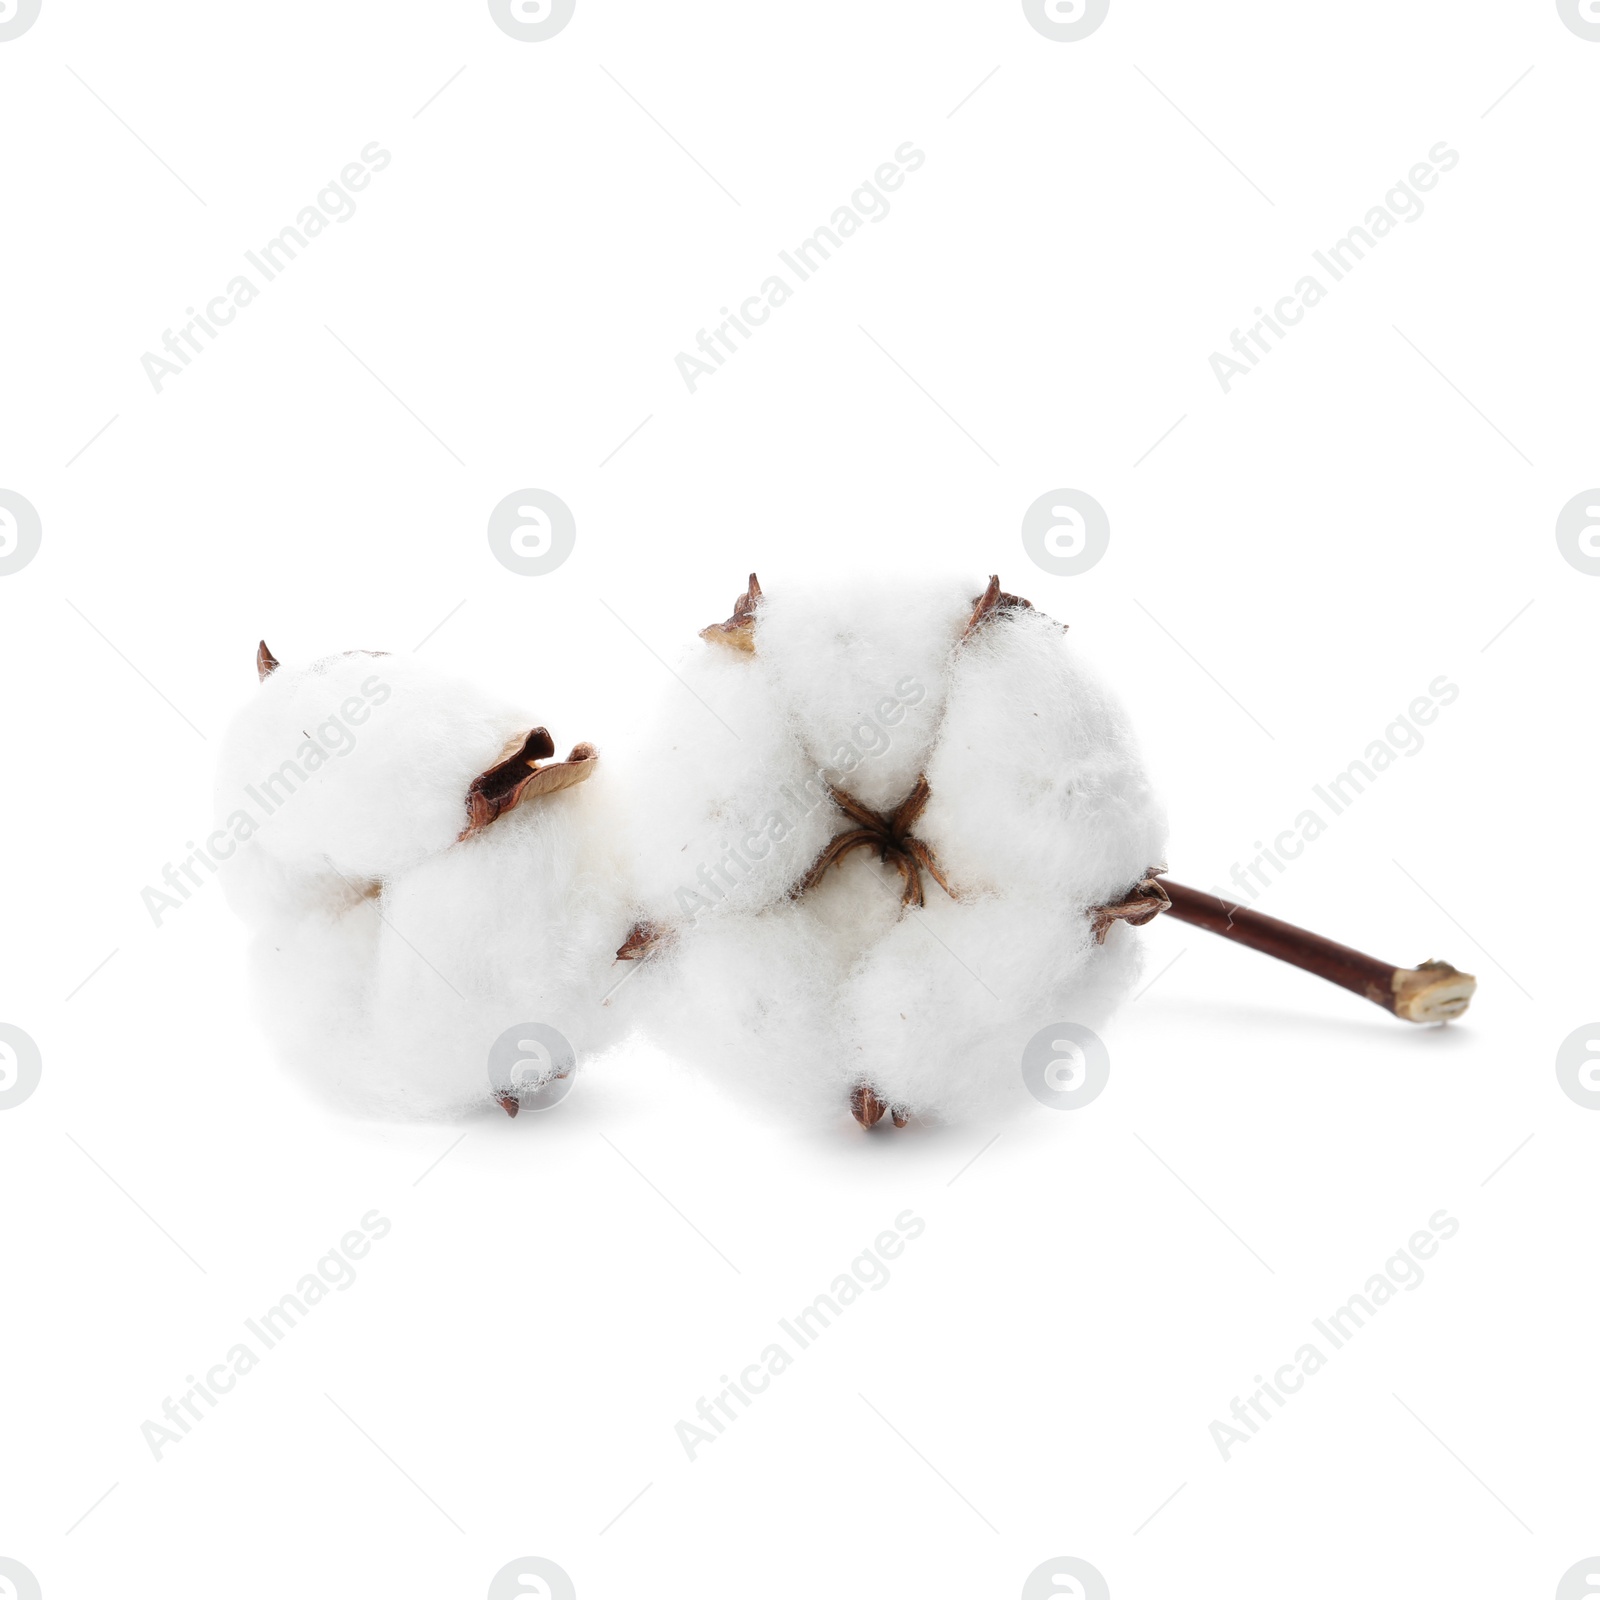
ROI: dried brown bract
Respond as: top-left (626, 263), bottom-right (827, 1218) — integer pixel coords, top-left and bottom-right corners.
top-left (460, 733), bottom-right (598, 839)
top-left (700, 572), bottom-right (763, 653)
top-left (615, 920), bottom-right (668, 962)
top-left (1087, 871), bottom-right (1172, 944)
top-left (961, 574), bottom-right (1037, 641)
top-left (797, 775), bottom-right (955, 911)
top-left (850, 1084), bottom-right (887, 1128)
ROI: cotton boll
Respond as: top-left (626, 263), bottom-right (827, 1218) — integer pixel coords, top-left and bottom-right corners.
top-left (620, 575), bottom-right (1168, 1128)
top-left (218, 648), bottom-right (625, 1119)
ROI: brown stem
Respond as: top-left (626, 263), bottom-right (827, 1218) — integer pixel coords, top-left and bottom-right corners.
top-left (1156, 878), bottom-right (1476, 1024)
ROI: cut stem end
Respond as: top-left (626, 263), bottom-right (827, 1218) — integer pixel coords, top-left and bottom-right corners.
top-left (1391, 961), bottom-right (1477, 1024)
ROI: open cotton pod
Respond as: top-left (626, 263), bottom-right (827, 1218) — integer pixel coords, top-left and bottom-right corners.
top-left (609, 573), bottom-right (1167, 1127)
top-left (214, 646), bottom-right (630, 1118)
top-left (611, 574), bottom-right (1475, 1129)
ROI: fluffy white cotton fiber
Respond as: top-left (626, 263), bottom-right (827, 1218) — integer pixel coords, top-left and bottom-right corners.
top-left (611, 576), bottom-right (1167, 1124)
top-left (217, 574), bottom-right (1167, 1126)
top-left (215, 650), bottom-right (630, 1117)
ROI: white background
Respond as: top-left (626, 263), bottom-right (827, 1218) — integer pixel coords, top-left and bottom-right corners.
top-left (1, 2), bottom-right (1596, 1597)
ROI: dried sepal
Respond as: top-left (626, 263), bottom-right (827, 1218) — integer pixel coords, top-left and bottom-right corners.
top-left (460, 732), bottom-right (598, 839)
top-left (888, 774), bottom-right (932, 835)
top-left (798, 827), bottom-right (883, 892)
top-left (516, 741), bottom-right (598, 800)
top-left (824, 784), bottom-right (886, 832)
top-left (1087, 870), bottom-right (1172, 944)
top-left (849, 1085), bottom-right (910, 1129)
top-left (961, 574), bottom-right (1039, 641)
top-left (700, 572), bottom-right (763, 653)
top-left (795, 777), bottom-right (957, 914)
top-left (893, 852), bottom-right (925, 909)
top-left (850, 1084), bottom-right (889, 1129)
top-left (903, 836), bottom-right (953, 898)
top-left (615, 920), bottom-right (668, 962)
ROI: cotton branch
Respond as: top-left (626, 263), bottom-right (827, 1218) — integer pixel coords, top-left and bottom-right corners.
top-left (1156, 878), bottom-right (1476, 1024)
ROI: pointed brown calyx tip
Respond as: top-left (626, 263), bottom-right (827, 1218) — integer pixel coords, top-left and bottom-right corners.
top-left (961, 574), bottom-right (1042, 642)
top-left (700, 572), bottom-right (763, 653)
top-left (460, 729), bottom-right (598, 840)
top-left (256, 640), bottom-right (280, 682)
top-left (615, 920), bottom-right (668, 962)
top-left (1088, 869), bottom-right (1172, 944)
top-left (850, 1084), bottom-right (889, 1129)
top-left (495, 1092), bottom-right (520, 1119)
